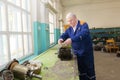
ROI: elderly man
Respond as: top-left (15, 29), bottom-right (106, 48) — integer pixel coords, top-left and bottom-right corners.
top-left (58, 13), bottom-right (96, 80)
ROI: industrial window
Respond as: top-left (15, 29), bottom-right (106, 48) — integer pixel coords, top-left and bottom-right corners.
top-left (22, 0), bottom-right (30, 12)
top-left (49, 12), bottom-right (56, 45)
top-left (0, 2), bottom-right (6, 31)
top-left (0, 0), bottom-right (33, 67)
top-left (0, 35), bottom-right (9, 66)
top-left (8, 0), bottom-right (20, 6)
top-left (8, 6), bottom-right (22, 32)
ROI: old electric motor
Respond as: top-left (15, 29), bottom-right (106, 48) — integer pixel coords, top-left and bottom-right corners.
top-left (58, 46), bottom-right (73, 61)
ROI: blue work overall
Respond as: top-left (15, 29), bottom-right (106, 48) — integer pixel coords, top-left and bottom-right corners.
top-left (60, 20), bottom-right (96, 80)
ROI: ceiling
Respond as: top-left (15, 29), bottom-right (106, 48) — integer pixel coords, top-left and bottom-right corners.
top-left (60, 0), bottom-right (119, 7)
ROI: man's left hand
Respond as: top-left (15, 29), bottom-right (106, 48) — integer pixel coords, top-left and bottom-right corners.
top-left (64, 38), bottom-right (72, 45)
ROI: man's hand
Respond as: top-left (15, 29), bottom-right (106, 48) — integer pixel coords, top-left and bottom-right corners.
top-left (63, 38), bottom-right (72, 45)
top-left (58, 39), bottom-right (64, 44)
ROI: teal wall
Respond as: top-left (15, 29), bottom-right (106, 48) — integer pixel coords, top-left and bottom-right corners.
top-left (33, 21), bottom-right (50, 55)
top-left (54, 28), bottom-right (61, 44)
top-left (33, 21), bottom-right (61, 55)
top-left (19, 22), bottom-right (61, 63)
top-left (33, 21), bottom-right (41, 55)
top-left (40, 23), bottom-right (50, 51)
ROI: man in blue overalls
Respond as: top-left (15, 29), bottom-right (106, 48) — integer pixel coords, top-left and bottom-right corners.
top-left (58, 13), bottom-right (96, 80)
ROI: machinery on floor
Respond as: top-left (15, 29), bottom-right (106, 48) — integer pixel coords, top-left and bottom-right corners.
top-left (58, 44), bottom-right (73, 61)
top-left (0, 59), bottom-right (42, 80)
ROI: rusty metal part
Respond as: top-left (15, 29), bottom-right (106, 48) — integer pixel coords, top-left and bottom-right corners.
top-left (1, 59), bottom-right (42, 80)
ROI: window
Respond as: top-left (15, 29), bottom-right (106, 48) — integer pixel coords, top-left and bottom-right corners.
top-left (10, 35), bottom-right (23, 59)
top-left (22, 13), bottom-right (31, 32)
top-left (22, 0), bottom-right (30, 11)
top-left (49, 12), bottom-right (56, 45)
top-left (8, 6), bottom-right (22, 32)
top-left (0, 0), bottom-right (32, 67)
top-left (8, 0), bottom-right (20, 6)
top-left (0, 35), bottom-right (9, 66)
top-left (0, 2), bottom-right (6, 31)
top-left (24, 34), bottom-right (33, 55)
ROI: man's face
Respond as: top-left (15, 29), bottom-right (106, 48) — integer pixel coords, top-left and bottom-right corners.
top-left (66, 17), bottom-right (76, 27)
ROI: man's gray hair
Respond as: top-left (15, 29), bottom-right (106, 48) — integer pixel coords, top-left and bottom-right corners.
top-left (66, 12), bottom-right (77, 19)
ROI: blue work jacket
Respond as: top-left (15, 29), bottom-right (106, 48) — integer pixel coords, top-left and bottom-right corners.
top-left (60, 20), bottom-right (93, 56)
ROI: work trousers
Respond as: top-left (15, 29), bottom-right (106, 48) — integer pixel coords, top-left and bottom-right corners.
top-left (76, 53), bottom-right (96, 80)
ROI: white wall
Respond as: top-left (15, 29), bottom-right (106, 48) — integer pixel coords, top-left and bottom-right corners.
top-left (63, 1), bottom-right (120, 28)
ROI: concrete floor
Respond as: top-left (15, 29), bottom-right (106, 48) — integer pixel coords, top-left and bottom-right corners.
top-left (32, 45), bottom-right (120, 80)
top-left (94, 51), bottom-right (120, 80)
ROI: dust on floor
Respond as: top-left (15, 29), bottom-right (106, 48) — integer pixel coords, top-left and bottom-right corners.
top-left (94, 51), bottom-right (120, 80)
top-left (42, 59), bottom-right (79, 80)
top-left (33, 45), bottom-right (120, 80)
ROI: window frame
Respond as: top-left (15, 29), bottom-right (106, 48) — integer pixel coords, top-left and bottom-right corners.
top-left (0, 0), bottom-right (33, 67)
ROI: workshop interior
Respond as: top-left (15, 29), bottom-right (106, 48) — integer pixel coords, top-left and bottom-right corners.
top-left (0, 0), bottom-right (120, 80)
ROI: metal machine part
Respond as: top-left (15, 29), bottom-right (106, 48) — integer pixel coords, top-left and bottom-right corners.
top-left (58, 46), bottom-right (73, 61)
top-left (0, 69), bottom-right (14, 80)
top-left (22, 60), bottom-right (42, 74)
top-left (0, 59), bottom-right (42, 80)
top-left (12, 64), bottom-right (42, 80)
top-left (27, 70), bottom-right (42, 79)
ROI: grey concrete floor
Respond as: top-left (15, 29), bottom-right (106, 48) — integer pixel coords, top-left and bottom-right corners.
top-left (41, 50), bottom-right (120, 80)
top-left (32, 45), bottom-right (120, 80)
top-left (40, 49), bottom-right (120, 80)
top-left (94, 51), bottom-right (120, 80)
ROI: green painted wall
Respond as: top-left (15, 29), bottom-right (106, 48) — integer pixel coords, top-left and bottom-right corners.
top-left (20, 23), bottom-right (60, 63)
top-left (40, 23), bottom-right (50, 51)
top-left (33, 21), bottom-right (42, 55)
top-left (33, 21), bottom-right (61, 55)
top-left (33, 21), bottom-right (50, 55)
